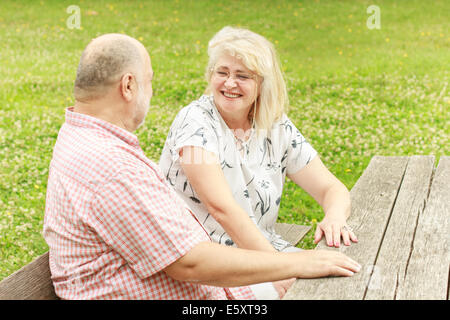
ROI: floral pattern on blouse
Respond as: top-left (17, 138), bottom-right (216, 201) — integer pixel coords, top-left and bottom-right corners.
top-left (159, 95), bottom-right (317, 251)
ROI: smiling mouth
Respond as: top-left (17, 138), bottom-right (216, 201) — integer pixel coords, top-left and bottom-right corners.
top-left (222, 91), bottom-right (242, 98)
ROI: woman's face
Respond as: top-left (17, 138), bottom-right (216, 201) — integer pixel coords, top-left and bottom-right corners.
top-left (210, 54), bottom-right (259, 125)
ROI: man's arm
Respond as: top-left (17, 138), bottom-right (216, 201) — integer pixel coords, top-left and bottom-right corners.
top-left (164, 241), bottom-right (361, 287)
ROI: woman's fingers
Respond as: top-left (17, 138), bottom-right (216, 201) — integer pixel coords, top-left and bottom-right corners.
top-left (324, 227), bottom-right (333, 247)
top-left (341, 227), bottom-right (351, 246)
top-left (317, 220), bottom-right (358, 247)
top-left (349, 229), bottom-right (358, 243)
top-left (314, 225), bottom-right (324, 244)
top-left (342, 225), bottom-right (358, 245)
top-left (330, 225), bottom-right (358, 247)
top-left (332, 225), bottom-right (341, 247)
top-left (320, 224), bottom-right (341, 247)
top-left (324, 224), bottom-right (343, 247)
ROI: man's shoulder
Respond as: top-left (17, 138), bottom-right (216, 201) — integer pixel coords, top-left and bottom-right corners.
top-left (52, 124), bottom-right (155, 187)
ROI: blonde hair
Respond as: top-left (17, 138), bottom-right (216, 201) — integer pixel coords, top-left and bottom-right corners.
top-left (205, 26), bottom-right (288, 131)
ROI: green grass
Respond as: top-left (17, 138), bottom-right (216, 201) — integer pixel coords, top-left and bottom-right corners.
top-left (0, 0), bottom-right (448, 280)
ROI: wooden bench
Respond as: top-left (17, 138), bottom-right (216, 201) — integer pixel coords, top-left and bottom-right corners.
top-left (0, 252), bottom-right (58, 300)
top-left (0, 223), bottom-right (310, 300)
top-left (284, 155), bottom-right (449, 300)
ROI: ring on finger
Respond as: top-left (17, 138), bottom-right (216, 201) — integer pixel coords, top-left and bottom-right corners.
top-left (341, 225), bottom-right (353, 232)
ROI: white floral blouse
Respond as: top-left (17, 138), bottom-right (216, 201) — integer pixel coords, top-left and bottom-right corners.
top-left (159, 95), bottom-right (317, 251)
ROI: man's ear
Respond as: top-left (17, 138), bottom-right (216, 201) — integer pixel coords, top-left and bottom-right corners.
top-left (119, 73), bottom-right (136, 102)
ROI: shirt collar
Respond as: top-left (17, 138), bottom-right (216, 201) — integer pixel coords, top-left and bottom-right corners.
top-left (65, 107), bottom-right (140, 148)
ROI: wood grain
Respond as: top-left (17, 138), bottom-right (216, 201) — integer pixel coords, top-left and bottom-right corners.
top-left (364, 155), bottom-right (435, 299)
top-left (0, 252), bottom-right (59, 300)
top-left (395, 156), bottom-right (449, 299)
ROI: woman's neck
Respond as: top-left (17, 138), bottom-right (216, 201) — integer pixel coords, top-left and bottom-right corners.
top-left (218, 108), bottom-right (251, 130)
top-left (219, 112), bottom-right (254, 142)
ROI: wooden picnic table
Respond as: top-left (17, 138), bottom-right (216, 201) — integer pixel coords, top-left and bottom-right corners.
top-left (284, 155), bottom-right (449, 300)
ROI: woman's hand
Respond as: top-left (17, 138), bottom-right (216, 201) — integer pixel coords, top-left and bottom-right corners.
top-left (288, 156), bottom-right (358, 248)
top-left (272, 278), bottom-right (296, 299)
top-left (314, 213), bottom-right (358, 247)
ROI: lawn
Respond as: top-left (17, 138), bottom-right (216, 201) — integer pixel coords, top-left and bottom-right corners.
top-left (0, 0), bottom-right (448, 280)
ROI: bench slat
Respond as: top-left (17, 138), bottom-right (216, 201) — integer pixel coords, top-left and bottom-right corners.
top-left (284, 156), bottom-right (409, 300)
top-left (0, 252), bottom-right (58, 300)
top-left (395, 156), bottom-right (450, 299)
top-left (274, 222), bottom-right (310, 247)
top-left (364, 155), bottom-right (435, 299)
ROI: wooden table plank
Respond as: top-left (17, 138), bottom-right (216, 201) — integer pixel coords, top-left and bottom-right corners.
top-left (284, 156), bottom-right (409, 300)
top-left (395, 156), bottom-right (450, 300)
top-left (364, 155), bottom-right (435, 299)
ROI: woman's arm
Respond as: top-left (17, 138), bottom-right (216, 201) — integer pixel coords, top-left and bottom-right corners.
top-left (287, 156), bottom-right (358, 247)
top-left (180, 146), bottom-right (276, 252)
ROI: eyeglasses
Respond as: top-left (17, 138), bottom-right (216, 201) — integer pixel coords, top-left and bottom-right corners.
top-left (212, 68), bottom-right (257, 83)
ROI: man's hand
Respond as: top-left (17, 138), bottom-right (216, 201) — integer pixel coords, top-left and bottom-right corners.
top-left (297, 249), bottom-right (361, 278)
top-left (273, 248), bottom-right (362, 298)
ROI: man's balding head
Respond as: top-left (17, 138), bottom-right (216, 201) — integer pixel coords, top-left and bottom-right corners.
top-left (74, 33), bottom-right (147, 101)
top-left (73, 34), bottom-right (153, 132)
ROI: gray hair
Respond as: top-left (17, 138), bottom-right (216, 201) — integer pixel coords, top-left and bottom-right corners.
top-left (74, 34), bottom-right (143, 100)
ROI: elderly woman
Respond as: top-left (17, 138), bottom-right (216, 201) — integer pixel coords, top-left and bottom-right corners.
top-left (160, 26), bottom-right (357, 255)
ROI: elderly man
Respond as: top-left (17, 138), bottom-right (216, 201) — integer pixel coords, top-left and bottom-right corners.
top-left (43, 33), bottom-right (360, 300)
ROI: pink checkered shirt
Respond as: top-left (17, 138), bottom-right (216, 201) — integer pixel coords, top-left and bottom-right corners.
top-left (43, 108), bottom-right (255, 300)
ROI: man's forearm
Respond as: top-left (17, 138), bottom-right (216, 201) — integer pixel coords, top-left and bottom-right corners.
top-left (164, 241), bottom-right (361, 288)
top-left (164, 241), bottom-right (299, 287)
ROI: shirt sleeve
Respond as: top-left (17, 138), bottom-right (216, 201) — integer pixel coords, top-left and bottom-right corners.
top-left (282, 115), bottom-right (318, 175)
top-left (87, 165), bottom-right (211, 280)
top-left (167, 105), bottom-right (220, 163)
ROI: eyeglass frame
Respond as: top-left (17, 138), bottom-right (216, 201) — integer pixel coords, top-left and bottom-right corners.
top-left (210, 67), bottom-right (260, 83)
